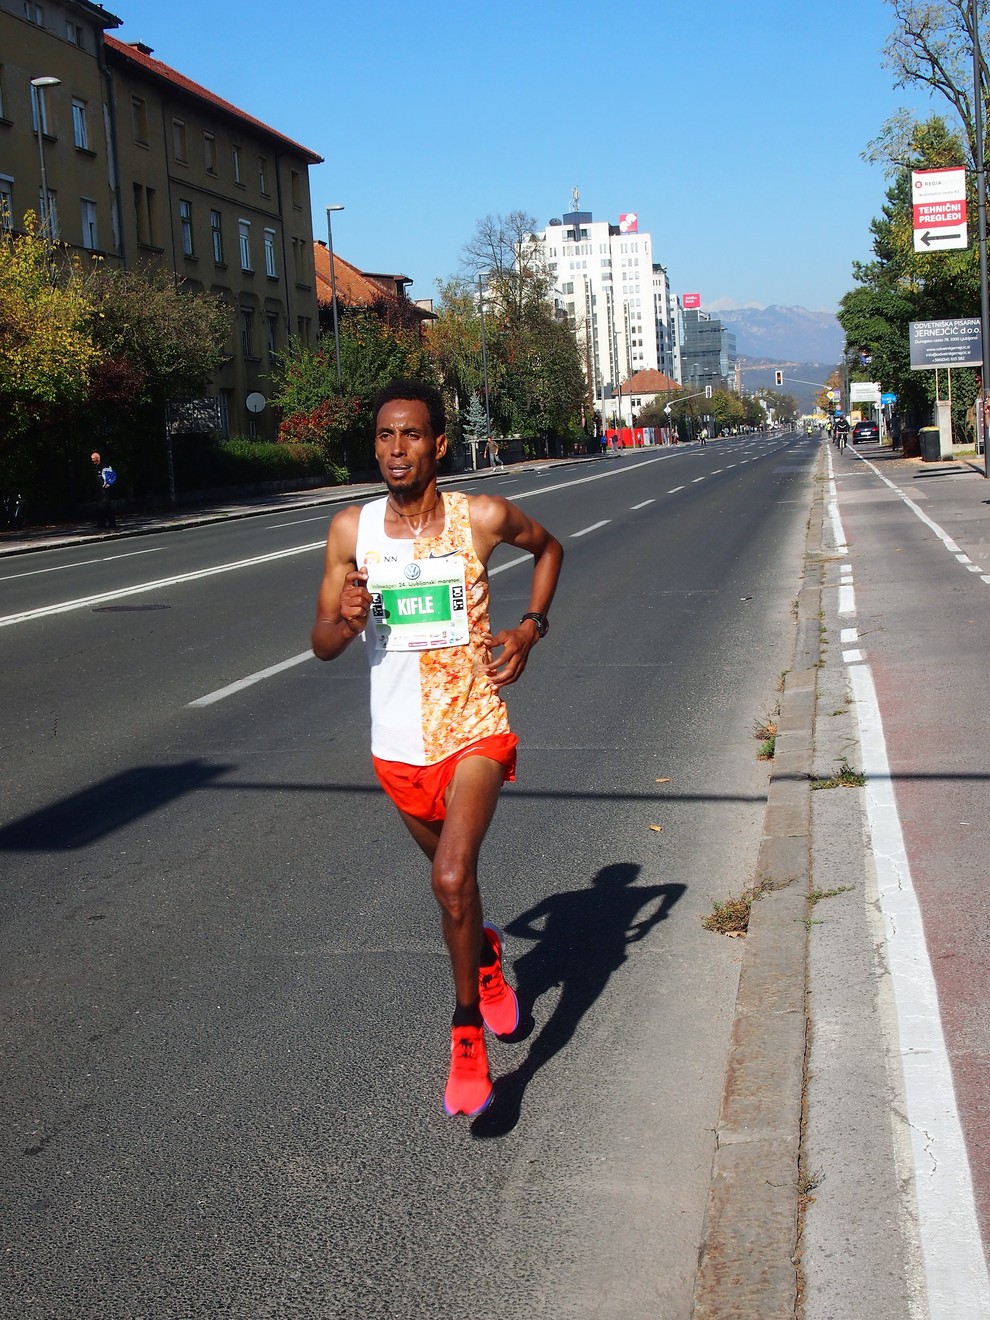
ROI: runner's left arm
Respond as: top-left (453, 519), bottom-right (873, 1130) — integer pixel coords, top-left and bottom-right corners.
top-left (478, 497), bottom-right (563, 690)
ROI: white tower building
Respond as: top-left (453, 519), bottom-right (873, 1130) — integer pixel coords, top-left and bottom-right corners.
top-left (533, 202), bottom-right (680, 424)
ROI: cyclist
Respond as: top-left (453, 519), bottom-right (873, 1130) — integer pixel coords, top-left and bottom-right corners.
top-left (833, 416), bottom-right (850, 452)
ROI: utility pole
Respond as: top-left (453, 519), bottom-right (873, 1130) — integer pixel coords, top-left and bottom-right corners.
top-left (972, 0), bottom-right (990, 475)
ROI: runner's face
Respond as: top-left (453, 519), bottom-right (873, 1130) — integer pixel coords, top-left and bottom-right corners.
top-left (374, 399), bottom-right (447, 496)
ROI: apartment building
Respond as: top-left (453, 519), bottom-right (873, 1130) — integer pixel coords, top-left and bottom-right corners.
top-left (0, 2), bottom-right (323, 439)
top-left (532, 206), bottom-right (681, 423)
top-left (680, 309), bottom-right (736, 391)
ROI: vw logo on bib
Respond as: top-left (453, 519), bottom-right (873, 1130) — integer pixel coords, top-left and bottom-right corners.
top-left (404, 563), bottom-right (422, 581)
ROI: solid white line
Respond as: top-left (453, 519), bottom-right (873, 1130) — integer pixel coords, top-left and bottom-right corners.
top-left (267, 516), bottom-right (329, 528)
top-left (189, 651), bottom-right (314, 706)
top-left (849, 664), bottom-right (990, 1319)
top-left (0, 541), bottom-right (326, 629)
top-left (0, 546), bottom-right (164, 582)
top-left (571, 520), bottom-right (611, 538)
top-left (630, 499), bottom-right (655, 510)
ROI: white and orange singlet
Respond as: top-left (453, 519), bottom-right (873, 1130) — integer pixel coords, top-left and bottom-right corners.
top-left (355, 491), bottom-right (511, 766)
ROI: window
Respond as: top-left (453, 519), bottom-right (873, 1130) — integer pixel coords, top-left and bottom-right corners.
top-left (264, 228), bottom-right (277, 278)
top-left (232, 145), bottom-right (242, 184)
top-left (133, 183), bottom-right (158, 244)
top-left (39, 187), bottom-right (59, 238)
top-left (291, 237), bottom-right (306, 282)
top-left (71, 99), bottom-right (88, 149)
top-left (24, 3), bottom-right (43, 24)
top-left (297, 315), bottom-right (311, 343)
top-left (179, 199), bottom-right (194, 256)
top-left (238, 219), bottom-right (251, 270)
top-left (131, 96), bottom-right (148, 145)
top-left (258, 157), bottom-right (269, 194)
top-left (0, 177), bottom-right (13, 232)
top-left (240, 307), bottom-right (254, 357)
top-left (266, 312), bottom-right (279, 359)
top-left (0, 66), bottom-right (5, 120)
top-left (172, 118), bottom-right (188, 162)
top-left (66, 19), bottom-right (84, 47)
top-left (210, 209), bottom-right (223, 264)
top-left (81, 198), bottom-right (97, 250)
top-left (204, 132), bottom-right (217, 174)
top-left (30, 83), bottom-right (51, 135)
top-left (290, 170), bottom-right (302, 208)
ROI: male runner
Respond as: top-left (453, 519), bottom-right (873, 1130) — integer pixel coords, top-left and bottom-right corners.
top-left (312, 379), bottom-right (563, 1117)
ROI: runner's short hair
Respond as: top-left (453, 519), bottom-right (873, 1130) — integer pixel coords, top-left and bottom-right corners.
top-left (372, 379), bottom-right (445, 438)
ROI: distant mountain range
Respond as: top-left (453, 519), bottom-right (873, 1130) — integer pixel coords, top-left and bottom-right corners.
top-left (713, 305), bottom-right (844, 364)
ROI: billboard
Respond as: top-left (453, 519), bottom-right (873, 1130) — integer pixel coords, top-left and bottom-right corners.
top-left (909, 318), bottom-right (983, 369)
top-left (618, 213), bottom-right (639, 233)
top-left (911, 167), bottom-right (968, 252)
top-left (682, 293), bottom-right (701, 310)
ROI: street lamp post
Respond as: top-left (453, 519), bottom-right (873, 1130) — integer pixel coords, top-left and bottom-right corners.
top-left (31, 76), bottom-right (61, 241)
top-left (325, 205), bottom-right (344, 390)
top-left (478, 273), bottom-right (491, 472)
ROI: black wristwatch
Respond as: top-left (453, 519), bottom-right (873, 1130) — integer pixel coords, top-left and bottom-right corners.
top-left (520, 612), bottom-right (550, 639)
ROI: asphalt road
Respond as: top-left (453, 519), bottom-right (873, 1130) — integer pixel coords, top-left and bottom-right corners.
top-left (0, 434), bottom-right (818, 1319)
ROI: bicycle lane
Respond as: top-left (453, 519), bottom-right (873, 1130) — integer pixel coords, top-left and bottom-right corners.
top-left (829, 443), bottom-right (990, 1310)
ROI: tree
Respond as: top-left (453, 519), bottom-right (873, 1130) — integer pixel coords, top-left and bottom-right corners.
top-left (272, 313), bottom-right (436, 476)
top-left (0, 215), bottom-right (99, 446)
top-left (840, 116), bottom-right (978, 428)
top-left (870, 0), bottom-right (989, 168)
top-left (464, 393), bottom-right (488, 440)
top-left (460, 211), bottom-right (552, 323)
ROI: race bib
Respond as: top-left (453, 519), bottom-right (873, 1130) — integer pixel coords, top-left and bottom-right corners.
top-left (366, 556), bottom-right (469, 651)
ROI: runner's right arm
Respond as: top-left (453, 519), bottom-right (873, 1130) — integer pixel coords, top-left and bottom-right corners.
top-left (311, 507), bottom-right (372, 661)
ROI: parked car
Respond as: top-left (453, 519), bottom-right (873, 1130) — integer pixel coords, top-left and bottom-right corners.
top-left (852, 420), bottom-right (880, 444)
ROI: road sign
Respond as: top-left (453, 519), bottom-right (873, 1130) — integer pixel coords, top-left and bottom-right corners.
top-left (911, 167), bottom-right (968, 252)
top-left (881, 392), bottom-right (897, 405)
top-left (909, 317), bottom-right (983, 369)
top-left (850, 381), bottom-right (881, 403)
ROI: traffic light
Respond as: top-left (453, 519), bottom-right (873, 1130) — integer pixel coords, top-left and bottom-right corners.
top-left (774, 370), bottom-right (784, 387)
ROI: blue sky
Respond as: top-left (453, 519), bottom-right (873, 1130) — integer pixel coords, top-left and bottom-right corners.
top-left (119, 0), bottom-right (941, 314)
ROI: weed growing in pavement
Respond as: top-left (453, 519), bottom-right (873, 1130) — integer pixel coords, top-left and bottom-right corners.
top-left (757, 736), bottom-right (776, 761)
top-left (810, 885), bottom-right (853, 904)
top-left (798, 1167), bottom-right (826, 1207)
top-left (810, 756), bottom-right (866, 790)
top-left (702, 875), bottom-right (779, 935)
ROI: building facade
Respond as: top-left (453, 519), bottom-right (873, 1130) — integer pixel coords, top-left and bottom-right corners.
top-left (0, 2), bottom-right (322, 439)
top-left (680, 309), bottom-right (736, 391)
top-left (532, 206), bottom-right (681, 424)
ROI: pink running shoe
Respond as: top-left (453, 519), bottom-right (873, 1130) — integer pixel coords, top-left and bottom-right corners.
top-left (479, 923), bottom-right (520, 1038)
top-left (443, 1024), bottom-right (493, 1117)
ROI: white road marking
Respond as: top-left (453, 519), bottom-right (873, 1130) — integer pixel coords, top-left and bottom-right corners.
top-left (630, 500), bottom-right (655, 510)
top-left (849, 663), bottom-right (990, 1319)
top-left (189, 651), bottom-right (314, 706)
top-left (268, 516), bottom-right (330, 528)
top-left (0, 541), bottom-right (326, 629)
top-left (668, 486), bottom-right (685, 494)
top-left (840, 628), bottom-right (859, 644)
top-left (0, 546), bottom-right (164, 582)
top-left (692, 477), bottom-right (705, 483)
top-left (571, 520), bottom-right (611, 538)
top-left (842, 648), bottom-right (865, 663)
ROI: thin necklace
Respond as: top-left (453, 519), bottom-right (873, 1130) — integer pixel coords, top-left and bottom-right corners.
top-left (387, 492), bottom-right (441, 534)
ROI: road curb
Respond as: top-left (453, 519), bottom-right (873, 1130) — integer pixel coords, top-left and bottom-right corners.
top-left (692, 447), bottom-right (826, 1318)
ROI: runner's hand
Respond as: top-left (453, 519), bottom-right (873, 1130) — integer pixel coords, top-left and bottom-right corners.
top-left (484, 627), bottom-right (535, 689)
top-left (340, 569), bottom-right (371, 635)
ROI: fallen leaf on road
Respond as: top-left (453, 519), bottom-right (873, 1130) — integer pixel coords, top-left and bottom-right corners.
top-left (655, 777), bottom-right (671, 783)
top-left (648, 824), bottom-right (664, 832)
top-left (726, 930), bottom-right (746, 938)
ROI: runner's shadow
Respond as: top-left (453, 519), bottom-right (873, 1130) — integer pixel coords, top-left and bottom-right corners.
top-left (472, 862), bottom-right (685, 1138)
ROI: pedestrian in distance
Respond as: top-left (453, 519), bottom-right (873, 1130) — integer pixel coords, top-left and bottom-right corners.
top-left (91, 451), bottom-right (118, 529)
top-left (485, 436), bottom-right (502, 468)
top-left (311, 379), bottom-right (563, 1117)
